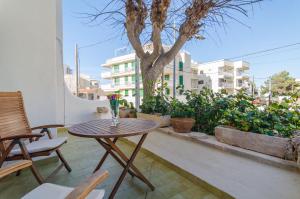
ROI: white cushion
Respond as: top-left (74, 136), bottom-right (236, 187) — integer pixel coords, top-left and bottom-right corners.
top-left (10, 137), bottom-right (68, 155)
top-left (21, 183), bottom-right (105, 199)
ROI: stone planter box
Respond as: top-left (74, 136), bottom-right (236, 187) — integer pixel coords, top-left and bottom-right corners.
top-left (137, 112), bottom-right (170, 127)
top-left (215, 126), bottom-right (293, 159)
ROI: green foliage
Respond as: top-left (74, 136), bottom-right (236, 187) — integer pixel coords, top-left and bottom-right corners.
top-left (184, 88), bottom-right (234, 135)
top-left (261, 71), bottom-right (300, 96)
top-left (170, 99), bottom-right (194, 118)
top-left (140, 86), bottom-right (300, 137)
top-left (222, 92), bottom-right (300, 138)
top-left (140, 94), bottom-right (170, 115)
top-left (119, 99), bottom-right (129, 108)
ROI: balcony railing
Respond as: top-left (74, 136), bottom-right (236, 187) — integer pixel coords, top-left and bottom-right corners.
top-left (219, 71), bottom-right (233, 77)
top-left (218, 83), bottom-right (234, 88)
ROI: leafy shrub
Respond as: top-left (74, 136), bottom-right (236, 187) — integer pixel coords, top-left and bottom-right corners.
top-left (222, 92), bottom-right (300, 138)
top-left (170, 98), bottom-right (194, 118)
top-left (184, 88), bottom-right (234, 135)
top-left (140, 94), bottom-right (170, 115)
top-left (140, 87), bottom-right (300, 137)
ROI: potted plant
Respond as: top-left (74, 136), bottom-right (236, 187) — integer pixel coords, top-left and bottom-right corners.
top-left (128, 102), bottom-right (137, 118)
top-left (119, 99), bottom-right (130, 118)
top-left (170, 99), bottom-right (195, 133)
top-left (137, 95), bottom-right (171, 127)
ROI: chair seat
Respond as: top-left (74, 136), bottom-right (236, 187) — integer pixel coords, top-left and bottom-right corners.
top-left (21, 183), bottom-right (105, 199)
top-left (10, 137), bottom-right (68, 155)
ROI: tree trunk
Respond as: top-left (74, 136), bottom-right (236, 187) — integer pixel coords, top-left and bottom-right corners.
top-left (140, 61), bottom-right (163, 101)
top-left (142, 75), bottom-right (156, 100)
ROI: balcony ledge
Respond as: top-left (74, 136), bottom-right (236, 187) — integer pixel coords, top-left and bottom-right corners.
top-left (127, 128), bottom-right (300, 199)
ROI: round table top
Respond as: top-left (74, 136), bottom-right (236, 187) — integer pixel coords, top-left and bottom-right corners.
top-left (68, 118), bottom-right (160, 138)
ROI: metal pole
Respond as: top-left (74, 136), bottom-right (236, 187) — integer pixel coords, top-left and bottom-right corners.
top-left (75, 44), bottom-right (79, 96)
top-left (252, 75), bottom-right (255, 97)
top-left (268, 77), bottom-right (272, 104)
top-left (172, 21), bottom-right (176, 98)
top-left (135, 55), bottom-right (140, 110)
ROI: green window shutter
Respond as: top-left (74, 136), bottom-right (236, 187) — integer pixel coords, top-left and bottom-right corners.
top-left (164, 75), bottom-right (170, 81)
top-left (179, 61), bottom-right (183, 71)
top-left (131, 75), bottom-right (136, 83)
top-left (132, 89), bottom-right (136, 96)
top-left (114, 78), bottom-right (120, 85)
top-left (179, 75), bottom-right (184, 85)
top-left (125, 76), bottom-right (128, 83)
top-left (125, 89), bottom-right (129, 96)
top-left (125, 63), bottom-right (128, 71)
top-left (140, 89), bottom-right (144, 97)
top-left (132, 62), bottom-right (136, 70)
top-left (113, 65), bottom-right (119, 73)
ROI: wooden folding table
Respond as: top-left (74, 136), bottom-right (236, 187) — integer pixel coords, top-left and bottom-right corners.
top-left (68, 118), bottom-right (159, 199)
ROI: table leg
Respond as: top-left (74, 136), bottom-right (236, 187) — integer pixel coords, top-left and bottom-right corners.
top-left (107, 134), bottom-right (154, 199)
top-left (105, 136), bottom-right (155, 191)
top-left (95, 138), bottom-right (135, 178)
top-left (93, 138), bottom-right (118, 173)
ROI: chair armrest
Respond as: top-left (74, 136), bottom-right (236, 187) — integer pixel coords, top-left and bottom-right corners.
top-left (31, 124), bottom-right (64, 131)
top-left (0, 160), bottom-right (32, 178)
top-left (0, 133), bottom-right (44, 141)
top-left (65, 170), bottom-right (109, 199)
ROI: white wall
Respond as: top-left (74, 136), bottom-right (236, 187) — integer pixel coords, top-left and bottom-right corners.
top-left (0, 0), bottom-right (63, 127)
top-left (0, 0), bottom-right (111, 128)
top-left (64, 86), bottom-right (111, 126)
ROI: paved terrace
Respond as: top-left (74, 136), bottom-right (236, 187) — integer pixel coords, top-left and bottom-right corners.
top-left (0, 131), bottom-right (225, 199)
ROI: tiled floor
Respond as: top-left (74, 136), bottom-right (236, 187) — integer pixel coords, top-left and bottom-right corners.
top-left (0, 132), bottom-right (220, 199)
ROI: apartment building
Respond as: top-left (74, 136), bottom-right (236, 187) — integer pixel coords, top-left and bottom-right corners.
top-left (197, 60), bottom-right (250, 94)
top-left (100, 48), bottom-right (199, 104)
top-left (64, 65), bottom-right (105, 100)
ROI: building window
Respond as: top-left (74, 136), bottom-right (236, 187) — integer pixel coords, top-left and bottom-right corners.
top-left (132, 89), bottom-right (136, 96)
top-left (198, 80), bottom-right (204, 84)
top-left (131, 75), bottom-right (136, 83)
top-left (164, 74), bottom-right (170, 81)
top-left (179, 75), bottom-right (184, 85)
top-left (114, 77), bottom-right (120, 85)
top-left (200, 70), bottom-right (204, 74)
top-left (179, 61), bottom-right (183, 71)
top-left (113, 65), bottom-right (119, 73)
top-left (165, 87), bottom-right (170, 95)
top-left (125, 63), bottom-right (128, 71)
top-left (125, 89), bottom-right (129, 96)
top-left (125, 76), bottom-right (128, 84)
top-left (140, 89), bottom-right (144, 97)
top-left (132, 61), bottom-right (136, 70)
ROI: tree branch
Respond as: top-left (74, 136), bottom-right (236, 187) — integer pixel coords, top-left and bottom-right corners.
top-left (125, 0), bottom-right (148, 59)
top-left (148, 0), bottom-right (171, 63)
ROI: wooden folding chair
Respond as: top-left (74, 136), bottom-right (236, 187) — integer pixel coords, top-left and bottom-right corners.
top-left (0, 91), bottom-right (71, 184)
top-left (0, 160), bottom-right (109, 199)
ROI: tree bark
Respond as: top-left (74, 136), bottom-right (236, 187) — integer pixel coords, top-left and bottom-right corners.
top-left (140, 60), bottom-right (161, 99)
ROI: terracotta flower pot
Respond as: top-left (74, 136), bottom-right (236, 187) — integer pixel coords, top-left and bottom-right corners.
top-left (171, 118), bottom-right (195, 133)
top-left (119, 108), bottom-right (130, 118)
top-left (128, 110), bottom-right (137, 118)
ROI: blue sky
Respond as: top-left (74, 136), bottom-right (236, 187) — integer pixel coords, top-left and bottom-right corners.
top-left (63, 0), bottom-right (300, 86)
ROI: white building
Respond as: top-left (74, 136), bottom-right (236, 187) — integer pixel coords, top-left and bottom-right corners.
top-left (197, 60), bottom-right (250, 94)
top-left (101, 47), bottom-right (198, 104)
top-left (64, 65), bottom-right (105, 100)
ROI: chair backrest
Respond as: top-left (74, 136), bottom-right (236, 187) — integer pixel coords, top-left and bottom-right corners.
top-left (0, 91), bottom-right (31, 151)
